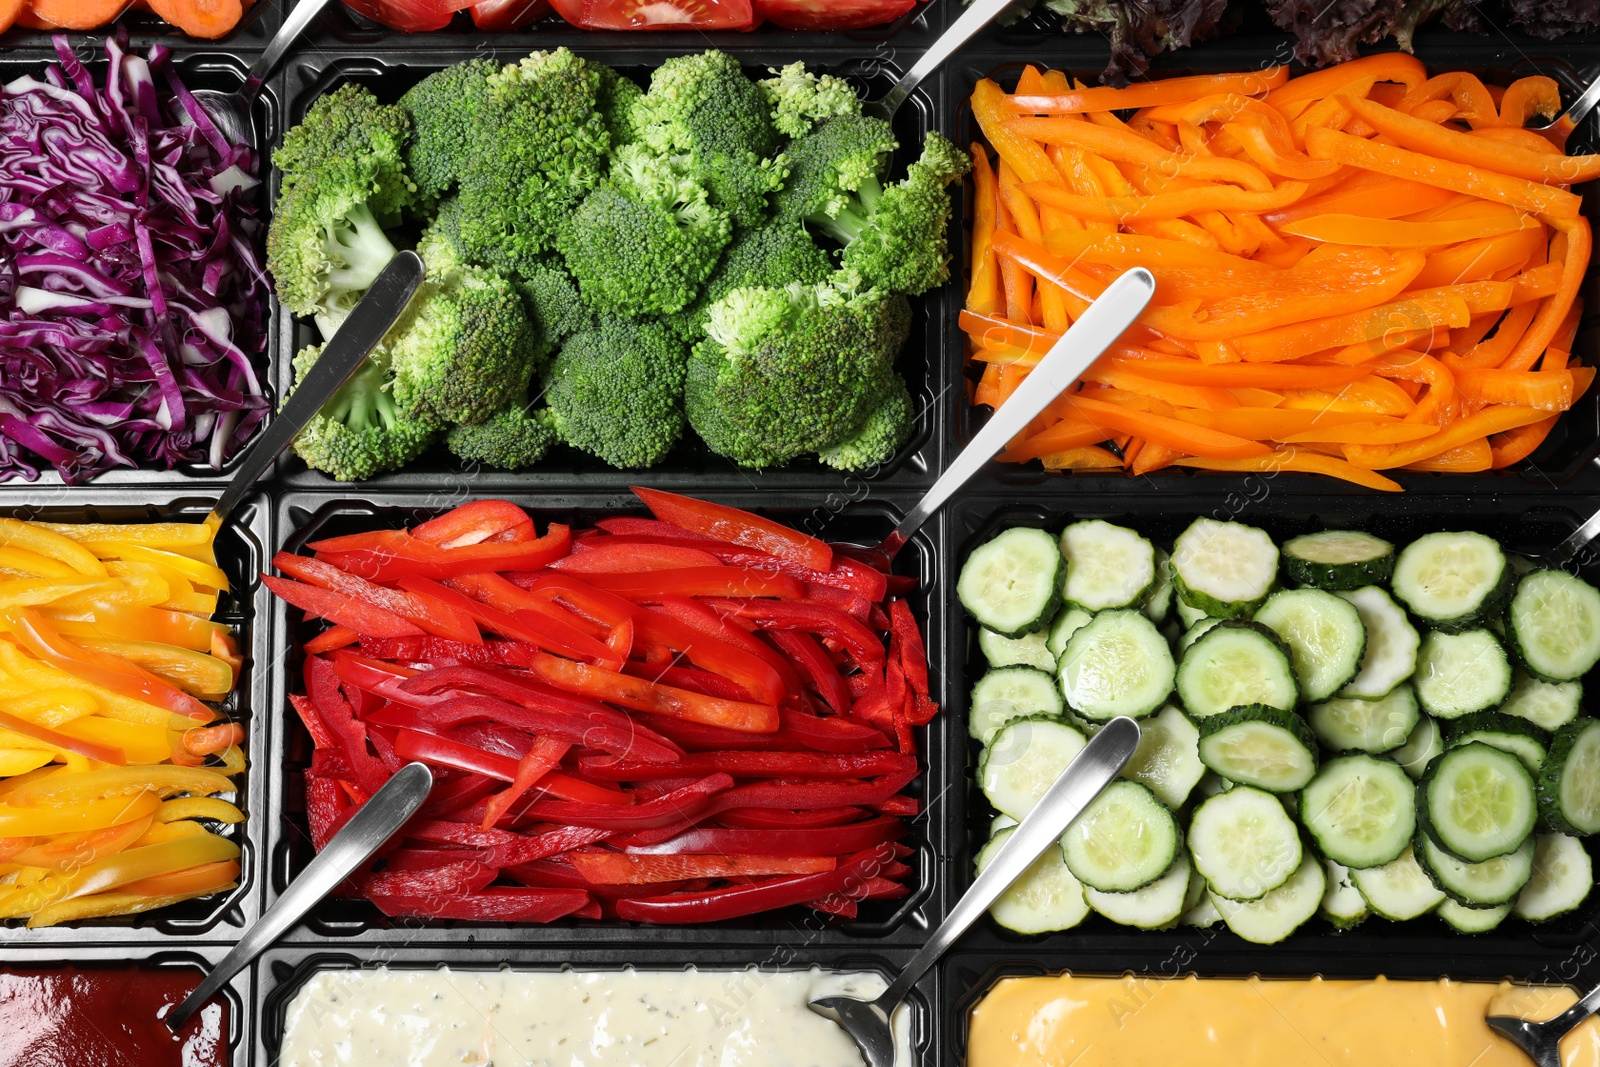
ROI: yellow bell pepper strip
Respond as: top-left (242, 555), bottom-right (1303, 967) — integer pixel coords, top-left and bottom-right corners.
top-left (1502, 217), bottom-right (1591, 371)
top-left (0, 548), bottom-right (80, 580)
top-left (1404, 439), bottom-right (1494, 471)
top-left (156, 797), bottom-right (243, 824)
top-left (1284, 211), bottom-right (1539, 247)
top-left (47, 566), bottom-right (169, 613)
top-left (1266, 53), bottom-right (1428, 112)
top-left (9, 812), bottom-right (154, 873)
top-left (0, 751), bottom-right (53, 776)
top-left (2, 765), bottom-right (235, 807)
top-left (8, 610), bottom-right (213, 720)
top-left (1345, 403), bottom-right (1553, 467)
top-left (0, 708), bottom-right (123, 764)
top-left (1021, 179), bottom-right (1308, 222)
top-left (0, 791), bottom-right (158, 836)
top-left (968, 146), bottom-right (1003, 315)
top-left (136, 820), bottom-right (209, 845)
top-left (70, 639), bottom-right (234, 700)
top-left (1174, 449), bottom-right (1404, 490)
top-left (972, 79), bottom-right (1059, 184)
top-left (1396, 72), bottom-right (1500, 128)
top-left (0, 642), bottom-right (207, 730)
top-left (84, 542), bottom-right (230, 592)
top-left (1305, 126), bottom-right (1581, 218)
top-left (0, 520), bottom-right (106, 578)
top-left (55, 832), bottom-right (239, 902)
top-left (0, 578), bottom-right (122, 613)
top-left (118, 858), bottom-right (239, 898)
top-left (1010, 67), bottom-right (1288, 114)
top-left (1003, 117), bottom-right (1273, 190)
top-left (27, 885), bottom-right (234, 928)
top-left (1343, 95), bottom-right (1600, 184)
top-left (37, 521), bottom-right (213, 551)
top-left (54, 717), bottom-right (169, 764)
top-left (0, 688), bottom-right (98, 727)
top-left (1039, 446), bottom-right (1122, 470)
top-left (1455, 367), bottom-right (1576, 411)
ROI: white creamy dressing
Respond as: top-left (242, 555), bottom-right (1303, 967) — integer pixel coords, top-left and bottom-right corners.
top-left (278, 966), bottom-right (912, 1067)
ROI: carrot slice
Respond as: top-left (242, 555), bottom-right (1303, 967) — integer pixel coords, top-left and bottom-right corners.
top-left (26, 0), bottom-right (128, 27)
top-left (0, 0), bottom-right (21, 31)
top-left (1010, 68), bottom-right (1288, 115)
top-left (144, 0), bottom-right (243, 36)
top-left (1173, 450), bottom-right (1405, 491)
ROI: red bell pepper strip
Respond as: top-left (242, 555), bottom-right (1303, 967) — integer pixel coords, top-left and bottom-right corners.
top-left (889, 600), bottom-right (936, 726)
top-left (266, 574), bottom-right (425, 640)
top-left (584, 532), bottom-right (889, 601)
top-left (306, 656), bottom-right (390, 793)
top-left (570, 852), bottom-right (836, 883)
top-left (528, 652), bottom-right (779, 734)
top-left (875, 795), bottom-right (919, 817)
top-left (418, 772), bottom-right (500, 818)
top-left (595, 517), bottom-right (714, 540)
top-left (557, 542), bottom-right (722, 572)
top-left (360, 636), bottom-right (541, 669)
top-left (802, 582), bottom-right (872, 621)
top-left (411, 501), bottom-right (534, 548)
top-left (405, 819), bottom-right (610, 867)
top-left (613, 842), bottom-right (894, 923)
top-left (766, 630), bottom-right (851, 714)
top-left (359, 858), bottom-right (498, 898)
top-left (631, 487), bottom-right (833, 572)
top-left (0, 706), bottom-right (125, 764)
top-left (652, 595), bottom-right (801, 695)
top-left (702, 599), bottom-right (885, 672)
top-left (481, 737), bottom-right (570, 829)
top-left (370, 886), bottom-right (592, 922)
top-left (380, 848), bottom-right (492, 872)
top-left (273, 552), bottom-right (481, 644)
top-left (637, 705), bottom-right (890, 754)
top-left (712, 765), bottom-right (919, 811)
top-left (398, 575), bottom-right (617, 665)
top-left (10, 609), bottom-right (215, 721)
top-left (717, 806), bottom-right (866, 829)
top-left (516, 774), bottom-right (732, 830)
top-left (630, 607), bottom-right (786, 705)
top-left (305, 624), bottom-right (360, 654)
top-left (619, 815), bottom-right (906, 856)
top-left (382, 721), bottom-right (631, 805)
top-left (578, 750), bottom-right (916, 781)
top-left (331, 651), bottom-right (443, 708)
top-left (313, 524), bottom-right (571, 581)
top-left (304, 774), bottom-right (352, 851)
top-left (581, 566), bottom-right (805, 601)
top-left (626, 664), bottom-right (753, 702)
top-left (288, 692), bottom-right (338, 749)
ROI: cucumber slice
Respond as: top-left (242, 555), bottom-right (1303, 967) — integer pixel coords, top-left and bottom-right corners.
top-left (1308, 686), bottom-right (1420, 755)
top-left (1060, 520), bottom-right (1156, 612)
top-left (1195, 771), bottom-right (1232, 799)
top-left (1212, 853), bottom-right (1324, 945)
top-left (1509, 570), bottom-right (1600, 682)
top-left (1046, 607), bottom-right (1093, 660)
top-left (979, 716), bottom-right (1088, 821)
top-left (1537, 719), bottom-right (1600, 835)
top-left (1060, 780), bottom-right (1179, 892)
top-left (1351, 846), bottom-right (1445, 920)
top-left (1392, 531), bottom-right (1510, 632)
top-left (959, 527), bottom-right (1064, 637)
top-left (1394, 714), bottom-right (1444, 780)
top-left (1188, 785), bottom-right (1302, 901)
top-left (1086, 850), bottom-right (1191, 929)
top-left (976, 826), bottom-right (1090, 934)
top-left (1444, 711), bottom-right (1548, 774)
top-left (1319, 859), bottom-right (1369, 929)
top-left (1501, 674), bottom-right (1583, 732)
top-left (1182, 881), bottom-right (1224, 928)
top-left (1413, 629), bottom-right (1512, 719)
top-left (1058, 609), bottom-right (1175, 721)
top-left (1176, 599), bottom-right (1211, 628)
top-left (1121, 704), bottom-right (1206, 809)
top-left (1143, 548), bottom-right (1174, 624)
top-left (1336, 587), bottom-right (1419, 699)
top-left (979, 627), bottom-right (1056, 672)
top-left (991, 814), bottom-right (1018, 834)
top-left (1282, 530), bottom-right (1396, 591)
top-left (1513, 833), bottom-right (1593, 922)
top-left (1419, 742), bottom-right (1538, 862)
top-left (1438, 898), bottom-right (1512, 933)
top-left (1175, 620), bottom-right (1298, 719)
top-left (1196, 704), bottom-right (1319, 793)
top-left (1179, 617), bottom-right (1224, 652)
top-left (1300, 754), bottom-right (1415, 868)
top-left (1253, 588), bottom-right (1367, 703)
top-left (969, 667), bottom-right (1064, 743)
top-left (1416, 831), bottom-right (1535, 906)
top-left (1172, 518), bottom-right (1278, 619)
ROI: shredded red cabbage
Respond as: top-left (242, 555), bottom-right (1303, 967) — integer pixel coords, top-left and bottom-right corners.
top-left (0, 34), bottom-right (268, 484)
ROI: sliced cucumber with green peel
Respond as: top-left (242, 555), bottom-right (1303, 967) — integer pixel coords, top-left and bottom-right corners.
top-left (1143, 548), bottom-right (1174, 624)
top-left (968, 667), bottom-right (1064, 743)
top-left (1283, 530), bottom-right (1395, 591)
top-left (1179, 617), bottom-right (1223, 652)
top-left (1350, 846), bottom-right (1445, 921)
top-left (1513, 833), bottom-right (1593, 922)
top-left (1336, 586), bottom-right (1419, 699)
top-left (959, 527), bottom-right (1063, 637)
top-left (1212, 853), bottom-right (1324, 944)
top-left (1188, 785), bottom-right (1302, 901)
top-left (1444, 712), bottom-right (1548, 774)
top-left (1308, 686), bottom-right (1420, 755)
top-left (979, 627), bottom-right (1056, 672)
top-left (1177, 599), bottom-right (1211, 628)
top-left (1046, 607), bottom-right (1093, 660)
top-left (1175, 621), bottom-right (1298, 719)
top-left (1394, 715), bottom-right (1444, 780)
top-left (1300, 754), bottom-right (1415, 869)
top-left (1172, 518), bottom-right (1278, 619)
top-left (1196, 704), bottom-right (1318, 793)
top-left (1392, 531), bottom-right (1510, 632)
top-left (976, 827), bottom-right (1090, 934)
top-left (1438, 898), bottom-right (1512, 933)
top-left (1060, 520), bottom-right (1155, 612)
top-left (1415, 831), bottom-right (1534, 906)
top-left (1319, 859), bottom-right (1369, 929)
top-left (1509, 569), bottom-right (1600, 682)
top-left (1060, 780), bottom-right (1180, 892)
top-left (1419, 742), bottom-right (1538, 862)
top-left (1501, 675), bottom-right (1583, 732)
top-left (979, 716), bottom-right (1087, 821)
top-left (1086, 850), bottom-right (1191, 929)
top-left (1121, 704), bottom-right (1206, 809)
top-left (1058, 609), bottom-right (1174, 721)
top-left (1253, 588), bottom-right (1367, 703)
top-left (1182, 884), bottom-right (1224, 928)
top-left (1537, 719), bottom-right (1600, 835)
top-left (1413, 629), bottom-right (1512, 719)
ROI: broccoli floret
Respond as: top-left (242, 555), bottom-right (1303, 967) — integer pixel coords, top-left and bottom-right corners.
top-left (288, 344), bottom-right (439, 481)
top-left (544, 319), bottom-right (688, 469)
top-left (596, 65), bottom-right (645, 150)
top-left (817, 373), bottom-right (913, 471)
top-left (760, 62), bottom-right (861, 138)
top-left (557, 145), bottom-right (731, 318)
top-left (632, 50), bottom-right (786, 229)
top-left (677, 216), bottom-right (833, 341)
top-left (388, 265), bottom-right (542, 426)
top-left (267, 183), bottom-right (401, 338)
top-left (446, 401), bottom-right (558, 470)
top-left (398, 60), bottom-right (498, 205)
top-left (515, 257), bottom-right (595, 344)
top-left (275, 83), bottom-right (416, 225)
top-left (684, 274), bottom-right (910, 468)
top-left (772, 114), bottom-right (898, 224)
top-left (808, 132), bottom-right (970, 296)
top-left (414, 196), bottom-right (469, 282)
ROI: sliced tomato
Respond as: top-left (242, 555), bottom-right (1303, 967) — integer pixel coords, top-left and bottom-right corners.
top-left (549, 0), bottom-right (755, 30)
top-left (754, 0), bottom-right (914, 29)
top-left (338, 0), bottom-right (456, 31)
top-left (470, 0), bottom-right (550, 25)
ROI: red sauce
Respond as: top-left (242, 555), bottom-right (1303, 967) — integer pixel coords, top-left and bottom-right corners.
top-left (0, 966), bottom-right (227, 1067)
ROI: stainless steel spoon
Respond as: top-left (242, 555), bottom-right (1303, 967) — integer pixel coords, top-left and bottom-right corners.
top-left (191, 0), bottom-right (338, 146)
top-left (1489, 982), bottom-right (1600, 1066)
top-left (1526, 72), bottom-right (1600, 132)
top-left (809, 717), bottom-right (1142, 1067)
top-left (866, 0), bottom-right (1020, 121)
top-left (165, 761), bottom-right (435, 1032)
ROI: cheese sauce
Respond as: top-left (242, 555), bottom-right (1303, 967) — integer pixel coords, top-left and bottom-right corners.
top-left (968, 974), bottom-right (1600, 1067)
top-left (279, 966), bottom-right (908, 1067)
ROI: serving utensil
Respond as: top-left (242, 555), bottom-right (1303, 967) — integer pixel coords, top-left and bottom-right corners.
top-left (1526, 73), bottom-right (1600, 132)
top-left (1488, 982), bottom-right (1600, 1066)
top-left (164, 761), bottom-right (434, 1031)
top-left (866, 0), bottom-right (1022, 121)
top-left (192, 0), bottom-right (338, 146)
top-left (809, 717), bottom-right (1142, 1067)
top-left (1524, 502), bottom-right (1600, 571)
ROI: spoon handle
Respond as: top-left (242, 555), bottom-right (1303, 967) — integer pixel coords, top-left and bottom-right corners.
top-left (244, 0), bottom-right (340, 94)
top-left (878, 718), bottom-right (1141, 1009)
top-left (1547, 979), bottom-right (1600, 1039)
top-left (870, 0), bottom-right (1017, 120)
top-left (1544, 503), bottom-right (1600, 570)
top-left (208, 250), bottom-right (424, 528)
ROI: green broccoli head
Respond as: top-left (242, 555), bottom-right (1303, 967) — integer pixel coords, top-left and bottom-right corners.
top-left (288, 344), bottom-right (439, 481)
top-left (817, 373), bottom-right (913, 471)
top-left (445, 402), bottom-right (558, 470)
top-left (557, 146), bottom-right (732, 318)
top-left (544, 319), bottom-right (688, 469)
top-left (275, 83), bottom-right (416, 225)
top-left (810, 131), bottom-right (971, 297)
top-left (632, 50), bottom-right (786, 228)
top-left (414, 196), bottom-right (468, 283)
top-left (677, 216), bottom-right (834, 342)
top-left (388, 265), bottom-right (541, 426)
top-left (772, 114), bottom-right (898, 224)
top-left (515, 257), bottom-right (595, 345)
top-left (266, 182), bottom-right (401, 335)
top-left (398, 60), bottom-right (498, 205)
top-left (595, 65), bottom-right (645, 150)
top-left (760, 62), bottom-right (862, 138)
top-left (684, 274), bottom-right (911, 468)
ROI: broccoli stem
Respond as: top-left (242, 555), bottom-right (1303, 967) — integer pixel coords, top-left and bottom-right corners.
top-left (808, 175), bottom-right (882, 247)
top-left (325, 202), bottom-right (400, 292)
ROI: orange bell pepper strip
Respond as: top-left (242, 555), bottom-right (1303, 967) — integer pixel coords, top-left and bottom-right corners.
top-left (7, 610), bottom-right (213, 721)
top-left (1407, 99), bottom-right (1460, 124)
top-left (1397, 73), bottom-right (1499, 129)
top-left (1503, 218), bottom-right (1591, 371)
top-left (973, 362), bottom-right (1003, 408)
top-left (1473, 126), bottom-right (1564, 156)
top-left (1174, 407), bottom-right (1362, 439)
top-left (1455, 367), bottom-right (1575, 411)
top-left (1234, 288), bottom-right (1472, 362)
top-left (1376, 350), bottom-right (1457, 425)
top-left (1043, 229), bottom-right (1271, 275)
top-left (118, 859), bottom-right (240, 899)
top-left (1281, 421), bottom-right (1440, 444)
top-left (998, 162), bottom-right (1071, 334)
top-left (1021, 179), bottom-right (1308, 222)
top-left (1104, 356), bottom-right (1373, 390)
top-left (998, 241), bottom-right (1034, 325)
top-left (1411, 225), bottom-right (1546, 289)
top-left (1081, 364), bottom-right (1239, 410)
top-left (1265, 173), bottom-right (1458, 227)
top-left (8, 814), bottom-right (154, 874)
top-left (968, 147), bottom-right (1003, 315)
top-left (972, 79), bottom-right (1060, 185)
top-left (990, 231), bottom-right (1099, 309)
top-left (1281, 377), bottom-right (1418, 417)
top-left (1405, 439), bottom-right (1494, 471)
top-left (1345, 403), bottom-right (1552, 468)
top-left (1447, 303), bottom-right (1538, 371)
top-left (1266, 53), bottom-right (1428, 112)
top-left (1009, 68), bottom-right (1288, 114)
top-left (1500, 77), bottom-right (1563, 127)
top-left (1284, 211), bottom-right (1539, 247)
top-left (1002, 117), bottom-right (1273, 190)
top-left (1173, 450), bottom-right (1404, 491)
top-left (1054, 394), bottom-right (1269, 459)
top-left (960, 308), bottom-right (1063, 356)
top-left (995, 364), bottom-right (1031, 408)
top-left (1131, 443), bottom-right (1184, 475)
top-left (1342, 95), bottom-right (1600, 184)
top-left (1490, 416), bottom-right (1559, 467)
top-left (1222, 108), bottom-right (1341, 180)
top-left (1304, 127), bottom-right (1582, 219)
top-left (1000, 419), bottom-right (1109, 462)
top-left (1040, 446), bottom-right (1122, 470)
